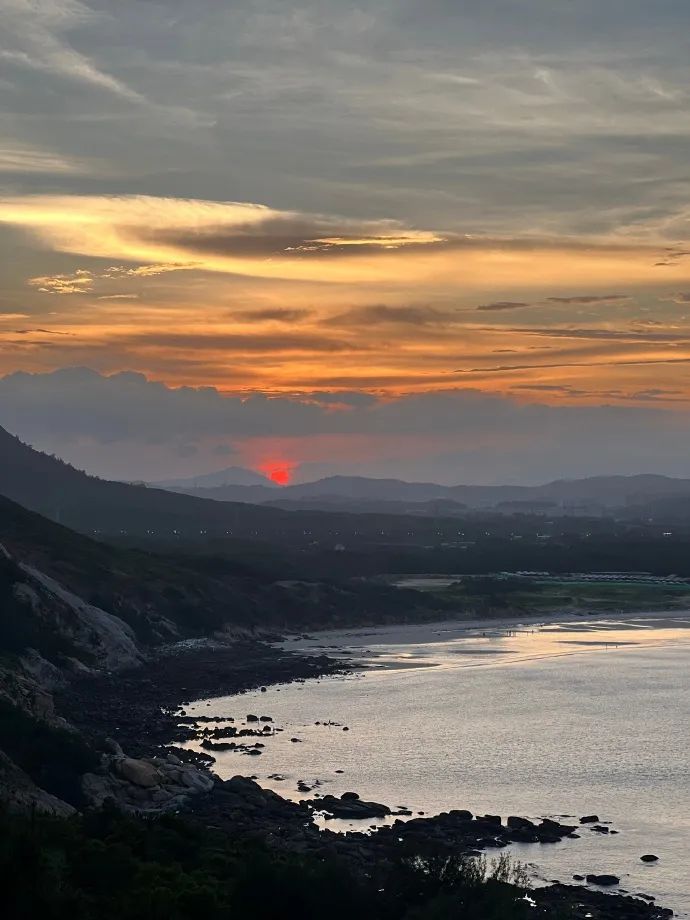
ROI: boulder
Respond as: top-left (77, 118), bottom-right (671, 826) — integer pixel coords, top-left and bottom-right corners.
top-left (507, 816), bottom-right (534, 830)
top-left (586, 874), bottom-right (620, 887)
top-left (104, 738), bottom-right (125, 757)
top-left (449, 809), bottom-right (472, 821)
top-left (246, 714), bottom-right (259, 722)
top-left (640, 854), bottom-right (659, 863)
top-left (82, 772), bottom-right (120, 807)
top-left (116, 757), bottom-right (161, 788)
top-left (315, 794), bottom-right (391, 819)
top-left (482, 814), bottom-right (502, 826)
top-left (539, 818), bottom-right (575, 834)
top-left (580, 814), bottom-right (599, 824)
top-left (179, 770), bottom-right (214, 793)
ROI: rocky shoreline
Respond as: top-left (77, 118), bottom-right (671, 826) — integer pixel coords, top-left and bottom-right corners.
top-left (58, 638), bottom-right (674, 919)
top-left (58, 638), bottom-right (344, 754)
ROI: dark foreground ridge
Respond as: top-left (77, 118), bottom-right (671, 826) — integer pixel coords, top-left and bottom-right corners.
top-left (3, 801), bottom-right (670, 920)
top-left (54, 641), bottom-right (674, 919)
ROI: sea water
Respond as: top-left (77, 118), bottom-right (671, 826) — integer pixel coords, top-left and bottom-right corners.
top-left (185, 616), bottom-right (690, 915)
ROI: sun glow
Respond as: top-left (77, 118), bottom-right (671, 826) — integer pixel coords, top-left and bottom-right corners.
top-left (258, 463), bottom-right (295, 486)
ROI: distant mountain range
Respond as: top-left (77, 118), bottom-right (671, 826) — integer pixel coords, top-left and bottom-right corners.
top-left (157, 471), bottom-right (690, 514)
top-left (3, 424), bottom-right (690, 544)
top-left (0, 425), bottom-right (500, 542)
top-left (153, 466), bottom-right (275, 489)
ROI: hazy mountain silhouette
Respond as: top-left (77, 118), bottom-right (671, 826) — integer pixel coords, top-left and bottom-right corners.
top-left (153, 466), bottom-right (275, 489)
top-left (4, 425), bottom-right (690, 543)
top-left (0, 426), bottom-right (489, 542)
top-left (0, 425), bottom-right (295, 536)
top-left (162, 471), bottom-right (690, 512)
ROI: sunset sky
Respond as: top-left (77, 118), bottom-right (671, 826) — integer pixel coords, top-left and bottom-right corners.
top-left (3, 1), bottom-right (690, 482)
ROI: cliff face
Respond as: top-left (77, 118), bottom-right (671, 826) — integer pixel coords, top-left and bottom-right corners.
top-left (0, 539), bottom-right (145, 815)
top-left (0, 542), bottom-right (144, 677)
top-left (0, 748), bottom-right (76, 817)
top-left (0, 539), bottom-right (224, 818)
top-left (0, 492), bottom-right (432, 816)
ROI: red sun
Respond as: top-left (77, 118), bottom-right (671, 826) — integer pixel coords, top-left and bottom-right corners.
top-left (267, 467), bottom-right (291, 486)
top-left (257, 459), bottom-right (296, 486)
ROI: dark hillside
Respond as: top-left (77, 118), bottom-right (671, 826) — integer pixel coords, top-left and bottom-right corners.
top-left (0, 494), bottom-right (434, 660)
top-left (0, 426), bottom-right (476, 544)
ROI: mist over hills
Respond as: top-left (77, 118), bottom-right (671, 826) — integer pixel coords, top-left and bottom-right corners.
top-left (156, 471), bottom-right (690, 515)
top-left (0, 425), bottom-right (515, 544)
top-left (3, 420), bottom-right (690, 544)
top-left (154, 466), bottom-right (275, 489)
top-left (8, 367), bottom-right (690, 488)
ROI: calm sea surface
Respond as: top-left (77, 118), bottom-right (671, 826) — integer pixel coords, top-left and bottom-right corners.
top-left (185, 616), bottom-right (690, 915)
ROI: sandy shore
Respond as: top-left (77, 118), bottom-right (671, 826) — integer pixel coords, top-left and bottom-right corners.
top-left (280, 609), bottom-right (690, 670)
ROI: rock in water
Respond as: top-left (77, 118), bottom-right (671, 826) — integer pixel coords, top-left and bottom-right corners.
top-left (640, 854), bottom-right (659, 862)
top-left (483, 814), bottom-right (502, 826)
top-left (313, 793), bottom-right (391, 819)
top-left (507, 816), bottom-right (535, 830)
top-left (586, 874), bottom-right (620, 887)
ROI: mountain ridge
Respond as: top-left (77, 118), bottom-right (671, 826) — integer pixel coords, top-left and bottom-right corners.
top-left (153, 466), bottom-right (275, 489)
top-left (3, 423), bottom-right (690, 541)
top-left (160, 471), bottom-right (690, 511)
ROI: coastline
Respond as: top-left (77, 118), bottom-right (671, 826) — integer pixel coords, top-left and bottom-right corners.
top-left (58, 639), bottom-right (346, 756)
top-left (279, 608), bottom-right (690, 672)
top-left (59, 607), bottom-right (690, 748)
top-left (283, 607), bottom-right (690, 643)
top-left (55, 613), bottom-right (687, 919)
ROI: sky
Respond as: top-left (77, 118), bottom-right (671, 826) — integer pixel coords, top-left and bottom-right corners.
top-left (2, 1), bottom-right (690, 483)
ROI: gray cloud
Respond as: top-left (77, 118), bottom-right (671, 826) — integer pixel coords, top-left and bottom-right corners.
top-left (663, 292), bottom-right (690, 304)
top-left (146, 216), bottom-right (446, 260)
top-left (506, 326), bottom-right (690, 343)
top-left (3, 2), bottom-right (690, 239)
top-left (477, 293), bottom-right (632, 313)
top-left (120, 331), bottom-right (369, 354)
top-left (3, 367), bottom-right (690, 484)
top-left (476, 301), bottom-right (529, 312)
top-left (546, 294), bottom-right (631, 305)
top-left (12, 328), bottom-right (73, 336)
top-left (232, 308), bottom-right (313, 323)
top-left (326, 304), bottom-right (462, 326)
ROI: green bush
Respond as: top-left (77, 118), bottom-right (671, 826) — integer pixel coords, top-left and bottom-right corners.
top-left (0, 808), bottom-right (535, 920)
top-left (0, 699), bottom-right (98, 806)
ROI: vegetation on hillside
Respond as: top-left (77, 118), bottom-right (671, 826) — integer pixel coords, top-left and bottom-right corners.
top-left (1, 807), bottom-right (534, 920)
top-left (0, 699), bottom-right (98, 806)
top-left (0, 495), bottom-right (438, 662)
top-left (422, 575), bottom-right (690, 614)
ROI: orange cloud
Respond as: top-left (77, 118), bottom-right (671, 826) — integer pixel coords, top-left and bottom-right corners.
top-left (3, 194), bottom-right (689, 291)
